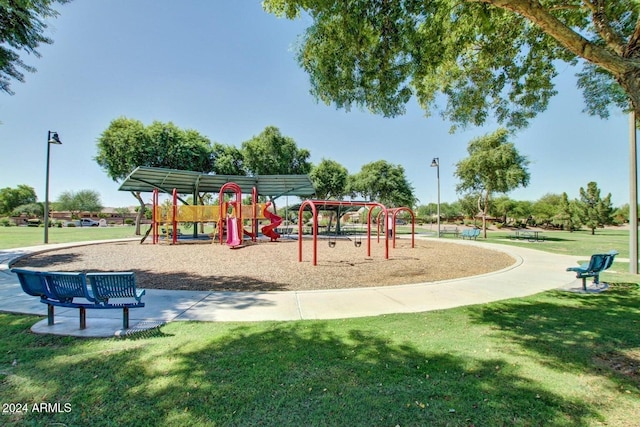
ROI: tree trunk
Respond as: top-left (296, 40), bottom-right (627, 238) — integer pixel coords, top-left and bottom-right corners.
top-left (478, 191), bottom-right (489, 239)
top-left (618, 71), bottom-right (640, 122)
top-left (132, 191), bottom-right (145, 236)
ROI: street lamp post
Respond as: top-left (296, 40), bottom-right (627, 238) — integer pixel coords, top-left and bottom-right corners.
top-left (44, 131), bottom-right (62, 244)
top-left (430, 157), bottom-right (440, 238)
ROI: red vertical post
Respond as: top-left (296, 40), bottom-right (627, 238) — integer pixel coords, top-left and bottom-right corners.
top-left (152, 189), bottom-right (158, 244)
top-left (298, 200), bottom-right (318, 265)
top-left (251, 187), bottom-right (258, 241)
top-left (172, 188), bottom-right (178, 245)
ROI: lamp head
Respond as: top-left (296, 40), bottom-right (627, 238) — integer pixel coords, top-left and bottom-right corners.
top-left (430, 158), bottom-right (439, 167)
top-left (48, 131), bottom-right (62, 144)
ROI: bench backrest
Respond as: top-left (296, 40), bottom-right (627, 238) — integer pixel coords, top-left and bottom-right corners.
top-left (602, 250), bottom-right (619, 270)
top-left (11, 268), bottom-right (55, 299)
top-left (42, 272), bottom-right (94, 303)
top-left (585, 254), bottom-right (610, 273)
top-left (86, 272), bottom-right (143, 303)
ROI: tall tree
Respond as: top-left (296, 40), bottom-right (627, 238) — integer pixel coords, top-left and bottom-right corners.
top-left (458, 193), bottom-right (480, 223)
top-left (556, 192), bottom-right (582, 231)
top-left (145, 123), bottom-right (213, 173)
top-left (242, 126), bottom-right (312, 176)
top-left (96, 117), bottom-right (150, 234)
top-left (0, 184), bottom-right (37, 215)
top-left (55, 189), bottom-right (102, 221)
top-left (11, 202), bottom-right (42, 218)
top-left (241, 126), bottom-right (312, 208)
top-left (0, 0), bottom-right (70, 95)
top-left (348, 160), bottom-right (416, 207)
top-left (95, 117), bottom-right (214, 234)
top-left (264, 1), bottom-right (639, 128)
top-left (531, 193), bottom-right (564, 228)
top-left (309, 158), bottom-right (349, 200)
top-left (491, 195), bottom-right (518, 225)
top-left (455, 128), bottom-right (530, 237)
top-left (578, 181), bottom-right (614, 234)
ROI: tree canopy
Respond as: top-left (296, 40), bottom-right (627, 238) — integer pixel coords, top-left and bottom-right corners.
top-left (211, 143), bottom-right (246, 175)
top-left (241, 126), bottom-right (312, 176)
top-left (0, 184), bottom-right (37, 215)
top-left (348, 160), bottom-right (416, 207)
top-left (0, 0), bottom-right (70, 95)
top-left (455, 128), bottom-right (530, 236)
top-left (95, 117), bottom-right (215, 233)
top-left (578, 181), bottom-right (614, 234)
top-left (309, 158), bottom-right (349, 200)
top-left (264, 0), bottom-right (640, 129)
top-left (55, 189), bottom-right (103, 218)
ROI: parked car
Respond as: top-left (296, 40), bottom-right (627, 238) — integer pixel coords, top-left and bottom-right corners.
top-left (65, 218), bottom-right (100, 227)
top-left (78, 218), bottom-right (100, 227)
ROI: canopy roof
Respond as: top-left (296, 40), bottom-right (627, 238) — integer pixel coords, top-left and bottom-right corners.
top-left (118, 166), bottom-right (315, 198)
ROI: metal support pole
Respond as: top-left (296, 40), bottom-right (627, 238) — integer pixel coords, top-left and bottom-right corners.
top-left (431, 158), bottom-right (441, 238)
top-left (44, 131), bottom-right (61, 244)
top-left (44, 137), bottom-right (52, 243)
top-left (630, 111), bottom-right (638, 274)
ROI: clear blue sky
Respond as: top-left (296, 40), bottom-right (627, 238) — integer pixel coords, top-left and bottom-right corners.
top-left (0, 1), bottom-right (631, 209)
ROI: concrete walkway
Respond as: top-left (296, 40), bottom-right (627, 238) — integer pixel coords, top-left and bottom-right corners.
top-left (0, 238), bottom-right (585, 337)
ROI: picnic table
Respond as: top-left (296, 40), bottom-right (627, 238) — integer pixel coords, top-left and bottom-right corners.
top-left (439, 226), bottom-right (459, 237)
top-left (510, 229), bottom-right (544, 242)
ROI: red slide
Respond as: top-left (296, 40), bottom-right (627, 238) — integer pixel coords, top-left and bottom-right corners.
top-left (261, 202), bottom-right (282, 241)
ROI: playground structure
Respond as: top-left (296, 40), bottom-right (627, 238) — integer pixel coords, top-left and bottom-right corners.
top-left (120, 167), bottom-right (415, 263)
top-left (151, 184), bottom-right (282, 247)
top-left (118, 166), bottom-right (312, 247)
top-left (298, 200), bottom-right (415, 266)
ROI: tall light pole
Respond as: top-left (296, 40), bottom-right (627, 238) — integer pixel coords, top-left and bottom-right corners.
top-left (44, 131), bottom-right (62, 244)
top-left (430, 157), bottom-right (440, 238)
top-left (630, 111), bottom-right (638, 274)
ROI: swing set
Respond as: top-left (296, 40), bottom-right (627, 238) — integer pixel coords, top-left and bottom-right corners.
top-left (325, 204), bottom-right (362, 248)
top-left (298, 200), bottom-right (415, 266)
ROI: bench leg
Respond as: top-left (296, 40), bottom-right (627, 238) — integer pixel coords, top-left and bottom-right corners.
top-left (123, 307), bottom-right (129, 329)
top-left (582, 277), bottom-right (587, 291)
top-left (47, 304), bottom-right (54, 326)
top-left (79, 307), bottom-right (86, 330)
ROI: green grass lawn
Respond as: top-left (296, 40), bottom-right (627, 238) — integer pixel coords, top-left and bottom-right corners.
top-left (0, 226), bottom-right (639, 425)
top-left (0, 226), bottom-right (140, 249)
top-left (1, 285), bottom-right (639, 426)
top-left (421, 226), bottom-right (632, 259)
top-left (484, 228), bottom-right (632, 258)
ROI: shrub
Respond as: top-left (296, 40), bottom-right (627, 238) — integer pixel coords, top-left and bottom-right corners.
top-left (125, 218), bottom-right (134, 225)
top-left (0, 217), bottom-right (13, 226)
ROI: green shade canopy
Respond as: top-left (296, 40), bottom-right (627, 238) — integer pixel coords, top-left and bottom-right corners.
top-left (118, 166), bottom-right (315, 198)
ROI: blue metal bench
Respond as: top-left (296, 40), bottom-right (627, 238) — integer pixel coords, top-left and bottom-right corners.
top-left (86, 272), bottom-right (145, 329)
top-left (460, 229), bottom-right (480, 240)
top-left (566, 250), bottom-right (618, 291)
top-left (12, 268), bottom-right (59, 325)
top-left (11, 269), bottom-right (145, 330)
